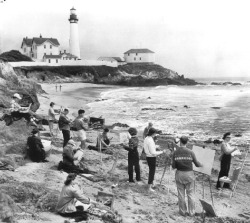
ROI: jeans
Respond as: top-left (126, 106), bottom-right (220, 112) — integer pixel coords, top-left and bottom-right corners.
top-left (59, 209), bottom-right (88, 222)
top-left (62, 129), bottom-right (70, 147)
top-left (128, 153), bottom-right (141, 182)
top-left (146, 157), bottom-right (156, 184)
top-left (216, 154), bottom-right (231, 188)
top-left (176, 180), bottom-right (195, 216)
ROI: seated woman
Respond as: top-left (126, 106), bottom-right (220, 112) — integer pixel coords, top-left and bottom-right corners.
top-left (27, 129), bottom-right (46, 162)
top-left (56, 173), bottom-right (97, 222)
top-left (58, 139), bottom-right (89, 174)
top-left (0, 93), bottom-right (37, 126)
top-left (89, 128), bottom-right (111, 151)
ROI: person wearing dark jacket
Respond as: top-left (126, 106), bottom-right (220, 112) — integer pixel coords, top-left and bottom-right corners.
top-left (58, 108), bottom-right (71, 147)
top-left (172, 136), bottom-right (202, 217)
top-left (27, 129), bottom-right (46, 162)
top-left (123, 128), bottom-right (141, 183)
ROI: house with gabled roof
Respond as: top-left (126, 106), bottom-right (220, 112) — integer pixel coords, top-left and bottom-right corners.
top-left (124, 48), bottom-right (155, 64)
top-left (21, 34), bottom-right (60, 61)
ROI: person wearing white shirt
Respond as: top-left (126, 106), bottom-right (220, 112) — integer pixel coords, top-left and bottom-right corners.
top-left (48, 102), bottom-right (59, 136)
top-left (144, 128), bottom-right (166, 192)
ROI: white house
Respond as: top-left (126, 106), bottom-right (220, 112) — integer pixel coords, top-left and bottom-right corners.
top-left (60, 50), bottom-right (78, 61)
top-left (98, 57), bottom-right (126, 66)
top-left (124, 49), bottom-right (155, 64)
top-left (21, 37), bottom-right (32, 58)
top-left (21, 35), bottom-right (60, 61)
top-left (43, 55), bottom-right (61, 64)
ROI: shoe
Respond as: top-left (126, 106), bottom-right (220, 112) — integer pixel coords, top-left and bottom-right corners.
top-left (127, 180), bottom-right (135, 183)
top-left (148, 187), bottom-right (155, 193)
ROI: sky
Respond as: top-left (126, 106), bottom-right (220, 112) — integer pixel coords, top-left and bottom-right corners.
top-left (0, 0), bottom-right (250, 79)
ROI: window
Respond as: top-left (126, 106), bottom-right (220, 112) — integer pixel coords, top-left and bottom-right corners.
top-left (48, 59), bottom-right (51, 63)
top-left (24, 48), bottom-right (26, 52)
top-left (75, 58), bottom-right (77, 60)
top-left (44, 53), bottom-right (46, 56)
top-left (140, 57), bottom-right (141, 60)
top-left (136, 53), bottom-right (138, 56)
top-left (56, 59), bottom-right (58, 63)
top-left (134, 57), bottom-right (136, 61)
top-left (50, 52), bottom-right (52, 55)
top-left (128, 53), bottom-right (130, 56)
top-left (50, 45), bottom-right (52, 49)
top-left (44, 45), bottom-right (46, 49)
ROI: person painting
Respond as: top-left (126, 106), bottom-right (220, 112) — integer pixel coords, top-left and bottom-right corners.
top-left (172, 136), bottom-right (203, 217)
top-left (0, 93), bottom-right (37, 126)
top-left (143, 122), bottom-right (153, 139)
top-left (58, 139), bottom-right (87, 174)
top-left (59, 108), bottom-right (71, 147)
top-left (48, 102), bottom-right (59, 137)
top-left (144, 128), bottom-right (166, 192)
top-left (74, 109), bottom-right (88, 150)
top-left (96, 128), bottom-right (111, 151)
top-left (26, 129), bottom-right (46, 162)
top-left (122, 127), bottom-right (141, 183)
top-left (56, 173), bottom-right (97, 222)
top-left (216, 132), bottom-right (237, 189)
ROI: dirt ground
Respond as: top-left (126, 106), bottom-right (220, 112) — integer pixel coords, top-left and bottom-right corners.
top-left (0, 122), bottom-right (250, 223)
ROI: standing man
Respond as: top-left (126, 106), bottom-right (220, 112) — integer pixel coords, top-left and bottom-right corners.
top-left (172, 136), bottom-right (203, 217)
top-left (59, 108), bottom-right (71, 147)
top-left (143, 122), bottom-right (153, 139)
top-left (74, 109), bottom-right (88, 150)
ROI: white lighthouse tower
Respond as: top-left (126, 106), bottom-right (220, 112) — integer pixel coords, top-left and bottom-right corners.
top-left (69, 7), bottom-right (80, 59)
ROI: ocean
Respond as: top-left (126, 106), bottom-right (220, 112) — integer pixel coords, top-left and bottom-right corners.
top-left (87, 82), bottom-right (250, 143)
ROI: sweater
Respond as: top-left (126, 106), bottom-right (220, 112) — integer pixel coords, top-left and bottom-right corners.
top-left (172, 146), bottom-right (202, 171)
top-left (58, 114), bottom-right (71, 131)
top-left (124, 136), bottom-right (139, 156)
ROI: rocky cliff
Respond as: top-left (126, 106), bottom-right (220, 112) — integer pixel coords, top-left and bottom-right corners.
top-left (14, 64), bottom-right (198, 86)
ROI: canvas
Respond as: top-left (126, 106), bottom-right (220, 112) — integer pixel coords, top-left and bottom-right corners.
top-left (192, 146), bottom-right (215, 176)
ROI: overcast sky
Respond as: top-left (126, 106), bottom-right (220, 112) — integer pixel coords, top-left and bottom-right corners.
top-left (0, 0), bottom-right (250, 79)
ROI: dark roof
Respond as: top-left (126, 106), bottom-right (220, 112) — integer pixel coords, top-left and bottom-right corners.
top-left (32, 37), bottom-right (60, 46)
top-left (44, 55), bottom-right (62, 59)
top-left (21, 38), bottom-right (32, 47)
top-left (124, 49), bottom-right (154, 54)
top-left (111, 57), bottom-right (124, 62)
top-left (61, 52), bottom-right (77, 58)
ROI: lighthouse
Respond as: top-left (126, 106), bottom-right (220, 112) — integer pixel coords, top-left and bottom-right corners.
top-left (69, 7), bottom-right (80, 59)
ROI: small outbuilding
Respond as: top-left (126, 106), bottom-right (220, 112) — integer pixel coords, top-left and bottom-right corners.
top-left (124, 49), bottom-right (155, 64)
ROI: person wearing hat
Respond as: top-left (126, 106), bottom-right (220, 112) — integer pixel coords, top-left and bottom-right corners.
top-left (59, 139), bottom-right (87, 174)
top-left (26, 129), bottom-right (46, 162)
top-left (144, 128), bottom-right (167, 192)
top-left (172, 136), bottom-right (203, 217)
top-left (56, 173), bottom-right (97, 222)
top-left (48, 102), bottom-right (59, 137)
top-left (122, 127), bottom-right (141, 183)
top-left (58, 108), bottom-right (71, 147)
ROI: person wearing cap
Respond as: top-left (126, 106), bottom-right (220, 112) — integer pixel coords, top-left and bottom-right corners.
top-left (144, 128), bottom-right (166, 192)
top-left (123, 127), bottom-right (141, 183)
top-left (56, 173), bottom-right (97, 221)
top-left (26, 129), bottom-right (46, 162)
top-left (58, 108), bottom-right (71, 147)
top-left (48, 102), bottom-right (59, 137)
top-left (172, 136), bottom-right (203, 217)
top-left (73, 109), bottom-right (88, 150)
top-left (143, 122), bottom-right (153, 139)
top-left (59, 139), bottom-right (87, 174)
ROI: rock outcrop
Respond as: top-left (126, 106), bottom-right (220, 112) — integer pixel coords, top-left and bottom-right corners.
top-left (14, 64), bottom-right (198, 86)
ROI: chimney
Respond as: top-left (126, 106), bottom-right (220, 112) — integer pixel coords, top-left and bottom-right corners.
top-left (64, 50), bottom-right (66, 53)
top-left (60, 50), bottom-right (61, 54)
top-left (26, 36), bottom-right (28, 39)
top-left (40, 34), bottom-right (42, 38)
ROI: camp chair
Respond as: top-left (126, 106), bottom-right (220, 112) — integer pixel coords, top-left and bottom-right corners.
top-left (218, 167), bottom-right (241, 198)
top-left (19, 103), bottom-right (32, 113)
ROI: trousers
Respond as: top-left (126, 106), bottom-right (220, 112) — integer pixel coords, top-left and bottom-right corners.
top-left (62, 129), bottom-right (70, 147)
top-left (176, 180), bottom-right (195, 216)
top-left (128, 153), bottom-right (140, 182)
top-left (146, 157), bottom-right (156, 184)
top-left (216, 154), bottom-right (231, 188)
